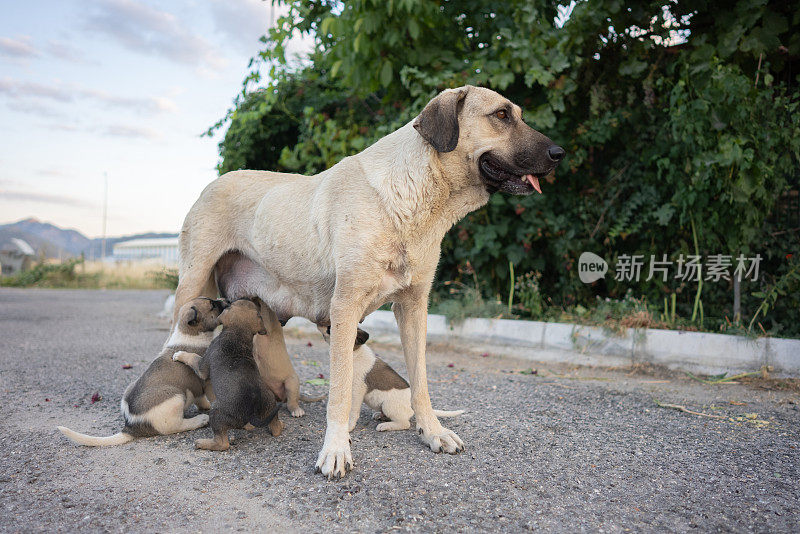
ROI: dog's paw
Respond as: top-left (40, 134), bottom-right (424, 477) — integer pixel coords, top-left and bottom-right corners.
top-left (289, 406), bottom-right (305, 417)
top-left (314, 424), bottom-right (353, 479)
top-left (416, 423), bottom-right (464, 454)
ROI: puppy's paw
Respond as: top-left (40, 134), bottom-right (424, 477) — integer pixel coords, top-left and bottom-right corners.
top-left (376, 421), bottom-right (409, 432)
top-left (195, 437), bottom-right (229, 451)
top-left (289, 406), bottom-right (305, 417)
top-left (416, 423), bottom-right (464, 454)
top-left (314, 423), bottom-right (353, 479)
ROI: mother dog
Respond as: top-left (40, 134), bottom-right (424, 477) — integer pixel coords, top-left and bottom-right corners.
top-left (174, 86), bottom-right (564, 478)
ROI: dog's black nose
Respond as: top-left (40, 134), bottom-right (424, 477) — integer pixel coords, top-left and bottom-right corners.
top-left (547, 145), bottom-right (565, 162)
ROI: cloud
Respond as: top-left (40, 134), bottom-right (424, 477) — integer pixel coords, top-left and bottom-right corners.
top-left (209, 0), bottom-right (273, 54)
top-left (102, 124), bottom-right (160, 140)
top-left (0, 189), bottom-right (96, 209)
top-left (0, 36), bottom-right (39, 59)
top-left (0, 78), bottom-right (177, 114)
top-left (0, 79), bottom-right (71, 102)
top-left (86, 0), bottom-right (227, 70)
top-left (5, 100), bottom-right (64, 118)
top-left (46, 40), bottom-right (92, 64)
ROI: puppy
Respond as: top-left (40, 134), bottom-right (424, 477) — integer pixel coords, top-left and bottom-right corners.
top-left (175, 299), bottom-right (283, 451)
top-left (58, 297), bottom-right (224, 446)
top-left (253, 301), bottom-right (324, 416)
top-left (214, 256), bottom-right (324, 416)
top-left (318, 327), bottom-right (464, 432)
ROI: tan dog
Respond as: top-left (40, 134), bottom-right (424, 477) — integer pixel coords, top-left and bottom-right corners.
top-left (172, 85), bottom-right (564, 477)
top-left (58, 297), bottom-right (224, 446)
top-left (174, 299), bottom-right (283, 451)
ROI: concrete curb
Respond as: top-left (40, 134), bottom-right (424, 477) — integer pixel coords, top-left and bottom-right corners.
top-left (286, 310), bottom-right (800, 377)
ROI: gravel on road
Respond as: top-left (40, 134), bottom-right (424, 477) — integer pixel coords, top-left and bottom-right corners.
top-left (0, 288), bottom-right (798, 532)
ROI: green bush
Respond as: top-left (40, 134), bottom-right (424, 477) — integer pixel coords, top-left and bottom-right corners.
top-left (208, 0), bottom-right (800, 337)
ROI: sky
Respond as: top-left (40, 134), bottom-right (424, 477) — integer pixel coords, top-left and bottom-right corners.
top-left (0, 0), bottom-right (309, 238)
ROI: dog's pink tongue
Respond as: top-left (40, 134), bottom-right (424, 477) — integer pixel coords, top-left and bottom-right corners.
top-left (525, 174), bottom-right (542, 194)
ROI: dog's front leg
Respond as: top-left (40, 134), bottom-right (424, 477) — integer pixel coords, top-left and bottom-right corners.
top-left (393, 289), bottom-right (464, 454)
top-left (315, 295), bottom-right (361, 479)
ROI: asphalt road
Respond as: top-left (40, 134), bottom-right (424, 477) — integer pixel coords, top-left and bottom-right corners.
top-left (0, 288), bottom-right (798, 533)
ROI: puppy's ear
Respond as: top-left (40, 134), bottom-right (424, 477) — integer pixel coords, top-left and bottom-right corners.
top-left (255, 313), bottom-right (268, 336)
top-left (187, 306), bottom-right (199, 326)
top-left (355, 327), bottom-right (370, 347)
top-left (218, 307), bottom-right (230, 325)
top-left (413, 88), bottom-right (468, 153)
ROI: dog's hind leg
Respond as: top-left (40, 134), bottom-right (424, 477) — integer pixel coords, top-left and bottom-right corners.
top-left (149, 395), bottom-right (209, 435)
top-left (178, 414), bottom-right (210, 432)
top-left (195, 431), bottom-right (230, 451)
top-left (195, 395), bottom-right (212, 410)
top-left (393, 287), bottom-right (464, 454)
top-left (284, 374), bottom-right (305, 417)
top-left (376, 420), bottom-right (410, 432)
top-left (375, 389), bottom-right (414, 431)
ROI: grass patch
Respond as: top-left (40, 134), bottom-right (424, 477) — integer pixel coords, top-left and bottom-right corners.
top-left (0, 259), bottom-right (178, 290)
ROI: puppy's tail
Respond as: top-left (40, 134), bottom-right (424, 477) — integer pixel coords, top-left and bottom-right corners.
top-left (299, 393), bottom-right (326, 403)
top-left (57, 426), bottom-right (134, 447)
top-left (432, 409), bottom-right (465, 418)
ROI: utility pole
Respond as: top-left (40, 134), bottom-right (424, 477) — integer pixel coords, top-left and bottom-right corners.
top-left (101, 172), bottom-right (108, 260)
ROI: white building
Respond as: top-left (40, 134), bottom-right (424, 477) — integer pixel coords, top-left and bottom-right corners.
top-left (0, 238), bottom-right (35, 275)
top-left (113, 237), bottom-right (179, 265)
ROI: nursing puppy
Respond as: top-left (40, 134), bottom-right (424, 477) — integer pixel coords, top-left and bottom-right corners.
top-left (175, 299), bottom-right (282, 451)
top-left (214, 259), bottom-right (324, 417)
top-left (57, 297), bottom-right (224, 446)
top-left (318, 326), bottom-right (463, 432)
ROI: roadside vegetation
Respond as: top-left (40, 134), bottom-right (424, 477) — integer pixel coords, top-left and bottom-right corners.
top-left (0, 259), bottom-right (178, 290)
top-left (203, 0), bottom-right (799, 338)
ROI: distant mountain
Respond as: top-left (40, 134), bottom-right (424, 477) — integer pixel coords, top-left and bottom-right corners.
top-left (0, 218), bottom-right (177, 259)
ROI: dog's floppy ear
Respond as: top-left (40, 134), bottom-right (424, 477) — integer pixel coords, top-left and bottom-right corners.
top-left (355, 327), bottom-right (370, 347)
top-left (187, 306), bottom-right (199, 326)
top-left (413, 88), bottom-right (468, 153)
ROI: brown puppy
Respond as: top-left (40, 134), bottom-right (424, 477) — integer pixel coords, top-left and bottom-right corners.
top-left (175, 299), bottom-right (282, 451)
top-left (58, 297), bottom-right (224, 446)
top-left (214, 256), bottom-right (323, 416)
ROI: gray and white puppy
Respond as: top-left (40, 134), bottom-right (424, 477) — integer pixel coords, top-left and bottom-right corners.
top-left (318, 327), bottom-right (464, 432)
top-left (57, 297), bottom-right (225, 446)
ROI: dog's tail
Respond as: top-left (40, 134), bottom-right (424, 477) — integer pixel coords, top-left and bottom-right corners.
top-left (299, 393), bottom-right (326, 403)
top-left (432, 409), bottom-right (465, 418)
top-left (57, 426), bottom-right (134, 447)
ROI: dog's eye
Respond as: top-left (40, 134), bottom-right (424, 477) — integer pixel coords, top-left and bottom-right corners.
top-left (495, 109), bottom-right (508, 120)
